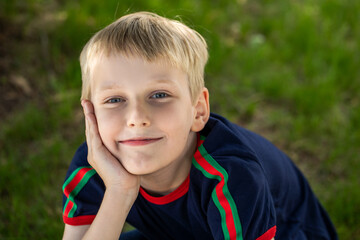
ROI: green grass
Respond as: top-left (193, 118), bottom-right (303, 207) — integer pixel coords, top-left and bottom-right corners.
top-left (1, 0), bottom-right (359, 238)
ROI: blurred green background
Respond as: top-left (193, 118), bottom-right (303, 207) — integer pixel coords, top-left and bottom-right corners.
top-left (0, 0), bottom-right (359, 238)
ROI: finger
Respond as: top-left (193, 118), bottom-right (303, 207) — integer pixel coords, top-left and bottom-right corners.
top-left (82, 100), bottom-right (98, 132)
top-left (82, 99), bottom-right (94, 115)
top-left (82, 101), bottom-right (98, 167)
top-left (82, 99), bottom-right (94, 123)
top-left (81, 100), bottom-right (102, 149)
top-left (81, 100), bottom-right (91, 143)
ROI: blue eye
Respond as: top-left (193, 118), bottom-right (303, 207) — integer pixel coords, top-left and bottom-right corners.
top-left (106, 98), bottom-right (124, 103)
top-left (151, 92), bottom-right (168, 99)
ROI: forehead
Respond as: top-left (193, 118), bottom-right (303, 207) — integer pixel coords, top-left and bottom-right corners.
top-left (90, 54), bottom-right (188, 91)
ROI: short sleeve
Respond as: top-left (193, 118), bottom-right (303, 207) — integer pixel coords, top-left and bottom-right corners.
top-left (62, 142), bottom-right (105, 225)
top-left (203, 157), bottom-right (276, 240)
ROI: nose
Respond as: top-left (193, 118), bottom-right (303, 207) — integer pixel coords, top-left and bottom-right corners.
top-left (126, 102), bottom-right (151, 128)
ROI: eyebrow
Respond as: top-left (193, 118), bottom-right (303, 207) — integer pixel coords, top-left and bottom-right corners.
top-left (97, 78), bottom-right (177, 91)
top-left (97, 82), bottom-right (124, 91)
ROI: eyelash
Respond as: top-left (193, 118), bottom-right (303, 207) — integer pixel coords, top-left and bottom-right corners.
top-left (105, 97), bottom-right (125, 104)
top-left (104, 92), bottom-right (170, 104)
top-left (150, 92), bottom-right (169, 99)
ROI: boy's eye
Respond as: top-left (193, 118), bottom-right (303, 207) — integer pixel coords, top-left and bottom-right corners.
top-left (106, 98), bottom-right (124, 103)
top-left (151, 92), bottom-right (168, 99)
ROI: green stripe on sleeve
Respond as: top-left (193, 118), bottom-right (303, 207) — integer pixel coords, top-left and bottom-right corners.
top-left (67, 168), bottom-right (96, 217)
top-left (192, 158), bottom-right (231, 239)
top-left (198, 145), bottom-right (242, 234)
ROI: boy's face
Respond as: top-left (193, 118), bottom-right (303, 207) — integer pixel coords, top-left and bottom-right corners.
top-left (90, 54), bottom-right (205, 176)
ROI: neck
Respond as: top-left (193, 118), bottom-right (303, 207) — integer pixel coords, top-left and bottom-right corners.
top-left (140, 132), bottom-right (197, 196)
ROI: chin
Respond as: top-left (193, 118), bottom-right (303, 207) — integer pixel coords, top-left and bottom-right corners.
top-left (124, 164), bottom-right (156, 176)
top-left (128, 169), bottom-right (154, 176)
top-left (119, 154), bottom-right (159, 176)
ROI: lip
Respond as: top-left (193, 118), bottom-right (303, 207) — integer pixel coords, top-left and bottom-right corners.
top-left (119, 137), bottom-right (163, 146)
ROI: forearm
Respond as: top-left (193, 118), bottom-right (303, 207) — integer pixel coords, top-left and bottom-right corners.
top-left (83, 187), bottom-right (138, 240)
top-left (77, 100), bottom-right (139, 239)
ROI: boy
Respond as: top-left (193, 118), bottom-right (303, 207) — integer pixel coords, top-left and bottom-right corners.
top-left (62, 12), bottom-right (338, 239)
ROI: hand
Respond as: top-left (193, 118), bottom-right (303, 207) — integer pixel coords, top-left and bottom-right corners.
top-left (81, 100), bottom-right (140, 194)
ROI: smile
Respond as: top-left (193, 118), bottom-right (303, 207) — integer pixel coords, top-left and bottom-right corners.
top-left (119, 137), bottom-right (163, 146)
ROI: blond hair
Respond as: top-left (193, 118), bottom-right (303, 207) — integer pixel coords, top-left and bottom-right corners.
top-left (80, 11), bottom-right (208, 102)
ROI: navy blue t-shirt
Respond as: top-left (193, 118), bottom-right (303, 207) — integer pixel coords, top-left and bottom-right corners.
top-left (62, 113), bottom-right (337, 239)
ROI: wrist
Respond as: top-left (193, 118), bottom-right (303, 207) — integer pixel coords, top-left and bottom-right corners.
top-left (83, 184), bottom-right (138, 239)
top-left (106, 185), bottom-right (139, 204)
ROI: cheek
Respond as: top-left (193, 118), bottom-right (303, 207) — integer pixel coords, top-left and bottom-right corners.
top-left (95, 109), bottom-right (122, 142)
top-left (156, 103), bottom-right (194, 134)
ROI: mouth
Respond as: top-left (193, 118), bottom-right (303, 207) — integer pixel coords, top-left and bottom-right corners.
top-left (119, 137), bottom-right (163, 146)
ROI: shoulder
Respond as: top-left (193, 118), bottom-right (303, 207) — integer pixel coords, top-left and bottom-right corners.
top-left (190, 135), bottom-right (276, 240)
top-left (72, 142), bottom-right (89, 165)
top-left (192, 135), bottom-right (267, 194)
top-left (202, 113), bottom-right (269, 160)
top-left (201, 113), bottom-right (293, 180)
top-left (192, 119), bottom-right (271, 205)
top-left (64, 142), bottom-right (91, 176)
top-left (198, 113), bottom-right (266, 174)
top-left (63, 142), bottom-right (102, 187)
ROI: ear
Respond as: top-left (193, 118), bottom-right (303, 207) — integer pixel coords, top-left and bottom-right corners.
top-left (191, 88), bottom-right (210, 132)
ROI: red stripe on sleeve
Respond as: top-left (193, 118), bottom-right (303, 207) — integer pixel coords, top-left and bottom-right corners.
top-left (256, 226), bottom-right (276, 240)
top-left (215, 181), bottom-right (237, 237)
top-left (64, 168), bottom-right (92, 197)
top-left (194, 150), bottom-right (237, 239)
top-left (63, 200), bottom-right (74, 217)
